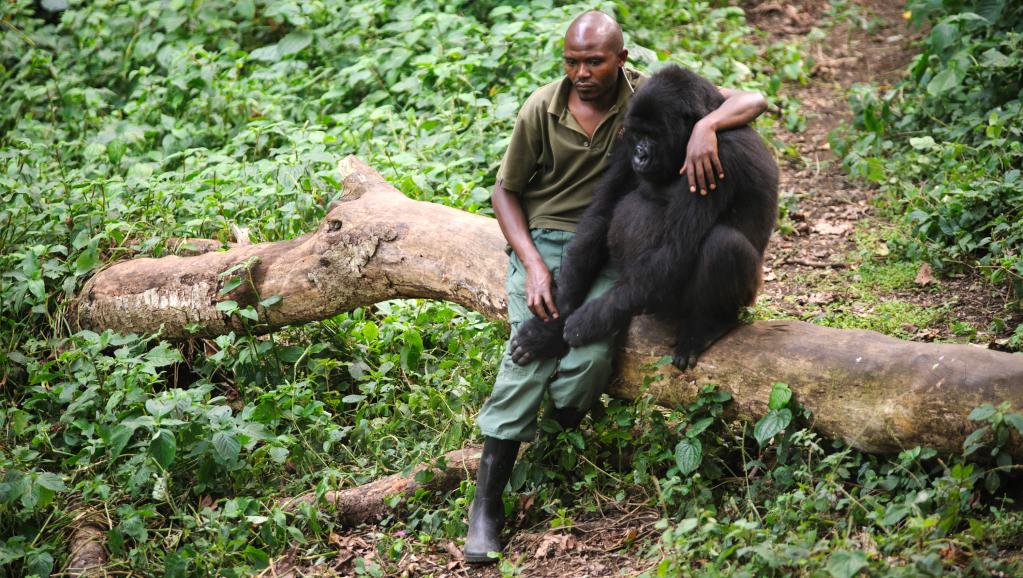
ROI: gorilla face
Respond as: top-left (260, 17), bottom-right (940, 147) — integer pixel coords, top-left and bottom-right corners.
top-left (623, 71), bottom-right (711, 184)
top-left (625, 115), bottom-right (690, 183)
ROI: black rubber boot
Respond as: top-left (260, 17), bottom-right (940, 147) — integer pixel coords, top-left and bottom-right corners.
top-left (464, 437), bottom-right (521, 564)
top-left (549, 406), bottom-right (587, 431)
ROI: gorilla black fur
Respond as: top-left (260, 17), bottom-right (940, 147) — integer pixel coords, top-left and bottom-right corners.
top-left (510, 64), bottom-right (779, 370)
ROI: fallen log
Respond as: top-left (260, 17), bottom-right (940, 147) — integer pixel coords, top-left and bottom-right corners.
top-left (74, 156), bottom-right (1023, 455)
top-left (282, 447), bottom-right (482, 526)
top-left (65, 508), bottom-right (107, 577)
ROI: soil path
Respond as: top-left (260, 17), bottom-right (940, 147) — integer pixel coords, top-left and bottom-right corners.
top-left (276, 2), bottom-right (1014, 576)
top-left (752, 0), bottom-right (1017, 346)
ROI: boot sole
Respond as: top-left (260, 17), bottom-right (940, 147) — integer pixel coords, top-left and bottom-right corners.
top-left (463, 551), bottom-right (501, 564)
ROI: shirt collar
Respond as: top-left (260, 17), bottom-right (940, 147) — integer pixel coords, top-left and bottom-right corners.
top-left (548, 67), bottom-right (637, 119)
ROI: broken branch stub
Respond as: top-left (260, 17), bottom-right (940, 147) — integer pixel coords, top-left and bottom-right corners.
top-left (74, 156), bottom-right (1023, 456)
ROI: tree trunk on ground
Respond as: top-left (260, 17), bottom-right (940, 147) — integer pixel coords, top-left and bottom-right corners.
top-left (74, 156), bottom-right (1023, 456)
top-left (66, 509), bottom-right (107, 577)
top-left (282, 447), bottom-right (481, 526)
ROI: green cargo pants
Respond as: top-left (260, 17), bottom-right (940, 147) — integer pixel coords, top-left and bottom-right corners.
top-left (477, 229), bottom-right (618, 442)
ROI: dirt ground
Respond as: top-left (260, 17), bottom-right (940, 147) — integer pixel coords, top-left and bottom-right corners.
top-left (277, 1), bottom-right (1020, 576)
top-left (751, 0), bottom-right (1020, 347)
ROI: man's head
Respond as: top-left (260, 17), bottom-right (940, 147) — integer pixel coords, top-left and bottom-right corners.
top-left (563, 11), bottom-right (627, 103)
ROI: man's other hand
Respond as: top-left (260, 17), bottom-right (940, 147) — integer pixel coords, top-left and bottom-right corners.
top-left (525, 262), bottom-right (559, 321)
top-left (680, 120), bottom-right (723, 196)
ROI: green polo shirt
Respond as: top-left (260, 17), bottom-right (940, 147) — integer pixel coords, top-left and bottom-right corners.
top-left (497, 68), bottom-right (646, 232)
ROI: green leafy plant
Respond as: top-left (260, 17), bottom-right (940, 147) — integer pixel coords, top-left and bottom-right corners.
top-left (833, 0), bottom-right (1023, 337)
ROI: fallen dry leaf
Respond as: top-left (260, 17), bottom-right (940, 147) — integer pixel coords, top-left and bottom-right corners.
top-left (534, 533), bottom-right (580, 559)
top-left (812, 221), bottom-right (854, 236)
top-left (441, 541), bottom-right (464, 561)
top-left (915, 262), bottom-right (934, 286)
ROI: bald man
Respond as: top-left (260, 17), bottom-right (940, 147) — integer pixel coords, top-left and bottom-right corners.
top-left (464, 11), bottom-right (767, 563)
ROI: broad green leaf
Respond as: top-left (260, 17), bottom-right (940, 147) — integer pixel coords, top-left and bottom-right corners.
top-left (41, 0), bottom-right (68, 11)
top-left (342, 394), bottom-right (367, 404)
top-left (827, 550), bottom-right (869, 578)
top-left (150, 430), bottom-right (177, 469)
top-left (219, 276), bottom-right (242, 295)
top-left (866, 158), bottom-right (885, 183)
top-left (235, 0), bottom-right (255, 19)
top-left (145, 398), bottom-right (174, 418)
top-left (686, 416), bottom-right (715, 437)
top-left (28, 279), bottom-right (46, 301)
top-left (675, 438), bottom-right (702, 475)
top-left (109, 424), bottom-right (134, 460)
top-left (1003, 412), bottom-right (1023, 435)
top-left (25, 551), bottom-right (54, 578)
top-left (212, 432), bottom-right (241, 463)
top-left (985, 470), bottom-right (1001, 493)
top-left (927, 67), bottom-right (964, 97)
top-left (976, 0), bottom-right (1006, 23)
top-left (768, 382), bottom-right (792, 410)
top-left (145, 343), bottom-right (182, 369)
top-left (928, 22), bottom-right (958, 54)
top-left (909, 136), bottom-right (937, 150)
top-left (962, 425), bottom-right (990, 456)
top-left (74, 247), bottom-right (99, 275)
top-left (968, 404), bottom-right (996, 421)
top-left (245, 546), bottom-right (270, 569)
top-left (269, 447), bottom-right (289, 464)
top-left (982, 48), bottom-right (1012, 67)
top-left (260, 295), bottom-right (282, 308)
top-left (249, 45), bottom-right (279, 62)
top-left (35, 472), bottom-right (66, 492)
top-left (754, 409), bottom-right (792, 447)
top-left (881, 503), bottom-right (910, 526)
top-left (278, 31), bottom-right (313, 57)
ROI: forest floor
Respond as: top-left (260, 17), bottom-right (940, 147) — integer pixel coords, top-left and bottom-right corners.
top-left (276, 1), bottom-right (1020, 576)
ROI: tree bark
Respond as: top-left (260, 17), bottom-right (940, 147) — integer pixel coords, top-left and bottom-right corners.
top-left (65, 509), bottom-right (107, 577)
top-left (74, 156), bottom-right (1023, 456)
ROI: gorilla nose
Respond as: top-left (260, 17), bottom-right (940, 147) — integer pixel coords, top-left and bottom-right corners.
top-left (633, 142), bottom-right (650, 169)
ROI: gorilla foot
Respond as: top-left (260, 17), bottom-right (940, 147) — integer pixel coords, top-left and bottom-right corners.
top-left (672, 319), bottom-right (738, 371)
top-left (510, 317), bottom-right (567, 365)
top-left (562, 304), bottom-right (611, 347)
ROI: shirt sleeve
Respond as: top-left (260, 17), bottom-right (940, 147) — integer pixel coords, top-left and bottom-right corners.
top-left (495, 96), bottom-right (543, 194)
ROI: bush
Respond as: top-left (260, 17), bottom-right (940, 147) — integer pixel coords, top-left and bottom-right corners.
top-left (835, 0), bottom-right (1023, 306)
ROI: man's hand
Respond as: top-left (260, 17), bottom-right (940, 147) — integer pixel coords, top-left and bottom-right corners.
top-left (524, 261), bottom-right (559, 321)
top-left (680, 119), bottom-right (723, 196)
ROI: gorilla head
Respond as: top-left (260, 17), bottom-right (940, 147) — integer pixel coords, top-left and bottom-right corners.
top-left (623, 67), bottom-right (724, 182)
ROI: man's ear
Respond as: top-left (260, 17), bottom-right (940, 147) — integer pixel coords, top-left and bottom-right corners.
top-left (618, 48), bottom-right (628, 67)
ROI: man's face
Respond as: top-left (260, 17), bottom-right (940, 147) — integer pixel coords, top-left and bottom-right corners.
top-left (562, 37), bottom-right (625, 102)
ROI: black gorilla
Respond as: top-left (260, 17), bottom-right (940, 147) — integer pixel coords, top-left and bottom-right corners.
top-left (510, 64), bottom-right (779, 370)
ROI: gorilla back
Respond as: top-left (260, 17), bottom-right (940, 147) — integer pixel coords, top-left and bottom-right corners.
top-left (510, 64), bottom-right (778, 371)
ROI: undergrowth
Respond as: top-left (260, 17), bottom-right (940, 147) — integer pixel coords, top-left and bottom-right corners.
top-left (833, 0), bottom-right (1023, 342)
top-left (1, 0), bottom-right (1020, 576)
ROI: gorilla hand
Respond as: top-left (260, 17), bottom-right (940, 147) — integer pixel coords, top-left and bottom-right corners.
top-left (510, 316), bottom-right (568, 365)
